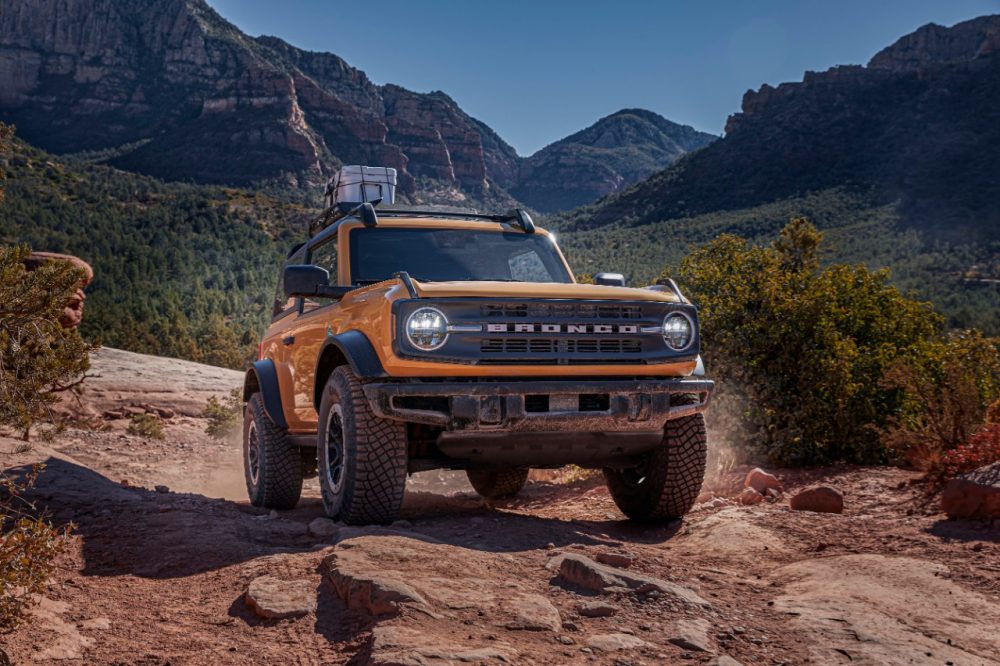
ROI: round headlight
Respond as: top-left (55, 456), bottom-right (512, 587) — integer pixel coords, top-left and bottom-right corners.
top-left (405, 307), bottom-right (449, 351)
top-left (662, 312), bottom-right (694, 351)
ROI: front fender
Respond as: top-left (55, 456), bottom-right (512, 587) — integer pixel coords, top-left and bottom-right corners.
top-left (244, 359), bottom-right (288, 430)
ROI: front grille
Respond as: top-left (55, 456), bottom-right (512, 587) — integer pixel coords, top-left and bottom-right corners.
top-left (481, 338), bottom-right (643, 354)
top-left (480, 303), bottom-right (642, 319)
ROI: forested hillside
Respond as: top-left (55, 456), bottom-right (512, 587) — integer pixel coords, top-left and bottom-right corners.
top-left (0, 139), bottom-right (307, 367)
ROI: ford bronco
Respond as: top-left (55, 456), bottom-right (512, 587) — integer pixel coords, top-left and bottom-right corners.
top-left (242, 170), bottom-right (713, 525)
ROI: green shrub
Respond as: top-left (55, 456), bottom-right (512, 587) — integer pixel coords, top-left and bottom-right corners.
top-left (127, 413), bottom-right (165, 440)
top-left (880, 330), bottom-right (1000, 477)
top-left (674, 218), bottom-right (941, 465)
top-left (0, 465), bottom-right (68, 630)
top-left (1, 243), bottom-right (93, 440)
top-left (203, 388), bottom-right (242, 440)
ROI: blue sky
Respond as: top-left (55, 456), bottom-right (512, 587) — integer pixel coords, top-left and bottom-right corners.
top-left (207, 0), bottom-right (999, 155)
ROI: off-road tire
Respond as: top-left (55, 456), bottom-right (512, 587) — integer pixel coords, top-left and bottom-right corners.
top-left (318, 366), bottom-right (407, 525)
top-left (466, 468), bottom-right (530, 499)
top-left (243, 393), bottom-right (303, 510)
top-left (603, 402), bottom-right (707, 521)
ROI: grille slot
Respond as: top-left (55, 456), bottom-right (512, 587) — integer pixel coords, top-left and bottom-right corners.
top-left (480, 303), bottom-right (641, 319)
top-left (482, 338), bottom-right (642, 354)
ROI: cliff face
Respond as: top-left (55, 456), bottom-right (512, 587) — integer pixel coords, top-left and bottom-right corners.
top-left (0, 0), bottom-right (519, 195)
top-left (568, 15), bottom-right (1000, 243)
top-left (0, 0), bottom-right (709, 209)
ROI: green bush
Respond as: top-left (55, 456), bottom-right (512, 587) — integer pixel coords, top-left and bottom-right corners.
top-left (0, 465), bottom-right (68, 630)
top-left (674, 218), bottom-right (941, 465)
top-left (203, 388), bottom-right (242, 440)
top-left (126, 413), bottom-right (165, 440)
top-left (880, 330), bottom-right (1000, 476)
top-left (0, 244), bottom-right (92, 440)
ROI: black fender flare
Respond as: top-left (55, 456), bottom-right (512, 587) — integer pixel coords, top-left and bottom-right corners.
top-left (244, 359), bottom-right (288, 430)
top-left (313, 330), bottom-right (386, 409)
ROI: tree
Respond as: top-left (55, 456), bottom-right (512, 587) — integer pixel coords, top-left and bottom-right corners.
top-left (673, 218), bottom-right (941, 465)
top-left (0, 245), bottom-right (92, 439)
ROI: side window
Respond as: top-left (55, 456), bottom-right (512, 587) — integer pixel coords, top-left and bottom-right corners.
top-left (301, 236), bottom-right (338, 312)
top-left (509, 250), bottom-right (549, 282)
top-left (310, 238), bottom-right (338, 281)
top-left (272, 245), bottom-right (305, 319)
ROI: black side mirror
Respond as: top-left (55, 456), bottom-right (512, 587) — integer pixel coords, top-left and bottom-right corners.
top-left (594, 272), bottom-right (626, 287)
top-left (284, 265), bottom-right (352, 300)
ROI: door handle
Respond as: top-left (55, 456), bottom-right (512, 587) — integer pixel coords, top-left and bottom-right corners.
top-left (282, 336), bottom-right (295, 346)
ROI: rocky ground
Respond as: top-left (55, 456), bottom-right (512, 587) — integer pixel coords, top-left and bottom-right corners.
top-left (1, 348), bottom-right (999, 665)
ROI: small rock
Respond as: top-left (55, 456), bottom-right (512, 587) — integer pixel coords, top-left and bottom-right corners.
top-left (587, 632), bottom-right (650, 651)
top-left (941, 462), bottom-right (1000, 519)
top-left (668, 618), bottom-right (713, 652)
top-left (790, 486), bottom-right (844, 514)
top-left (154, 407), bottom-right (176, 419)
top-left (269, 509), bottom-right (279, 519)
top-left (552, 553), bottom-right (709, 606)
top-left (123, 406), bottom-right (146, 416)
top-left (710, 498), bottom-right (729, 508)
top-left (308, 517), bottom-right (339, 540)
top-left (766, 487), bottom-right (782, 500)
top-left (504, 594), bottom-right (561, 631)
top-left (709, 657), bottom-right (744, 666)
top-left (102, 410), bottom-right (125, 420)
top-left (738, 487), bottom-right (763, 506)
top-left (562, 620), bottom-right (581, 632)
top-left (744, 467), bottom-right (783, 494)
top-left (244, 576), bottom-right (317, 619)
top-left (544, 542), bottom-right (556, 550)
top-left (557, 635), bottom-right (575, 645)
top-left (579, 601), bottom-right (617, 618)
top-left (595, 551), bottom-right (636, 568)
top-left (154, 485), bottom-right (169, 494)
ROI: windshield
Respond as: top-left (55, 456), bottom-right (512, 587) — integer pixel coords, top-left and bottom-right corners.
top-left (348, 227), bottom-right (573, 284)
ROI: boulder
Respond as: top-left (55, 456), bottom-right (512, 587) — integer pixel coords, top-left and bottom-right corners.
top-left (738, 487), bottom-right (763, 505)
top-left (244, 576), bottom-right (317, 619)
top-left (745, 468), bottom-right (783, 495)
top-left (790, 486), bottom-right (844, 514)
top-left (22, 252), bottom-right (94, 329)
top-left (550, 552), bottom-right (709, 606)
top-left (942, 462), bottom-right (1000, 519)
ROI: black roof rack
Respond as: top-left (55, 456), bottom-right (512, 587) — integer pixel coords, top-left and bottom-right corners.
top-left (308, 202), bottom-right (535, 238)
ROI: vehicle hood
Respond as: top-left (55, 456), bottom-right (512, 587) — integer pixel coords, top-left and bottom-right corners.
top-left (409, 280), bottom-right (682, 303)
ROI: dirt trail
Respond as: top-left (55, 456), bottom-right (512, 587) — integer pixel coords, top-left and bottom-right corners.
top-left (1, 348), bottom-right (998, 665)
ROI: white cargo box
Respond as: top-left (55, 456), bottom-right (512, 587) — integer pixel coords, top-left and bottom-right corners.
top-left (326, 165), bottom-right (397, 206)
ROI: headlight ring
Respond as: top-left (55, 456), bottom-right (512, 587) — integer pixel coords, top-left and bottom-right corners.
top-left (662, 311), bottom-right (695, 352)
top-left (405, 307), bottom-right (449, 351)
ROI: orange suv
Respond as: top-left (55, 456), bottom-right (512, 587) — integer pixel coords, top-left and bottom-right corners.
top-left (242, 201), bottom-right (713, 524)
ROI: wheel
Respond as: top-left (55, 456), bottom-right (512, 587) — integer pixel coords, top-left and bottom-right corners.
top-left (317, 366), bottom-right (408, 525)
top-left (243, 393), bottom-right (303, 509)
top-left (603, 406), bottom-right (707, 521)
top-left (466, 468), bottom-right (529, 499)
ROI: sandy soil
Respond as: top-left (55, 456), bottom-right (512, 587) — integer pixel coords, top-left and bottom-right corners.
top-left (1, 348), bottom-right (998, 665)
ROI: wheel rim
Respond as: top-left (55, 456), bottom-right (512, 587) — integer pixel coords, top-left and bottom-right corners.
top-left (324, 404), bottom-right (345, 494)
top-left (247, 419), bottom-right (261, 485)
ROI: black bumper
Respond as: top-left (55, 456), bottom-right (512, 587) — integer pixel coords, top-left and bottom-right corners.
top-left (363, 378), bottom-right (713, 433)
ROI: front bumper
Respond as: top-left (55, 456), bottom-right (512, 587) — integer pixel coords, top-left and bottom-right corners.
top-left (363, 378), bottom-right (713, 433)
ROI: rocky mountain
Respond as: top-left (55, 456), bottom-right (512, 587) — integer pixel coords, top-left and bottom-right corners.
top-left (564, 16), bottom-right (1000, 242)
top-left (512, 109), bottom-right (715, 212)
top-left (0, 0), bottom-right (709, 210)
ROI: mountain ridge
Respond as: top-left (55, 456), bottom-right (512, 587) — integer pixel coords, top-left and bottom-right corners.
top-left (0, 0), bottom-right (709, 210)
